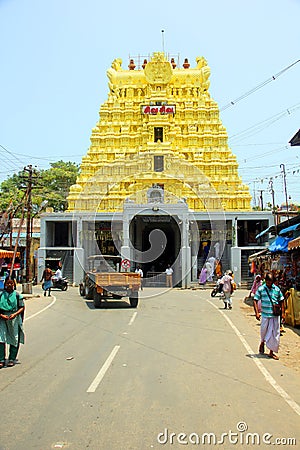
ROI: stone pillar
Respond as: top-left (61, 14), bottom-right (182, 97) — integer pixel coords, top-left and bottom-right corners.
top-left (181, 217), bottom-right (191, 288)
top-left (74, 247), bottom-right (84, 285)
top-left (190, 224), bottom-right (199, 281)
top-left (76, 217), bottom-right (82, 249)
top-left (37, 247), bottom-right (46, 284)
top-left (233, 217), bottom-right (238, 247)
top-left (121, 212), bottom-right (131, 269)
top-left (231, 246), bottom-right (241, 285)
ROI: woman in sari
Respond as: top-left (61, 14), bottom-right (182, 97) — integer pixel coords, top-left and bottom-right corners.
top-left (250, 274), bottom-right (262, 312)
top-left (0, 278), bottom-right (25, 368)
top-left (198, 266), bottom-right (207, 285)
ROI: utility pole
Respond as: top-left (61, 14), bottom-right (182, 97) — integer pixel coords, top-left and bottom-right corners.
top-left (269, 179), bottom-right (277, 233)
top-left (23, 165), bottom-right (33, 283)
top-left (10, 208), bottom-right (25, 279)
top-left (268, 179), bottom-right (276, 212)
top-left (280, 163), bottom-right (289, 221)
top-left (259, 190), bottom-right (264, 211)
top-left (9, 211), bottom-right (13, 250)
top-left (253, 181), bottom-right (257, 208)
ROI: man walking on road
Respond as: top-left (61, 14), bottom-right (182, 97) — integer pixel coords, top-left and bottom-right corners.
top-left (253, 272), bottom-right (285, 360)
top-left (40, 265), bottom-right (53, 297)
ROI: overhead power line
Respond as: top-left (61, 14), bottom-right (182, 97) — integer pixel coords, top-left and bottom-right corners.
top-left (220, 59), bottom-right (300, 112)
top-left (228, 103), bottom-right (300, 143)
top-left (0, 143), bottom-right (26, 165)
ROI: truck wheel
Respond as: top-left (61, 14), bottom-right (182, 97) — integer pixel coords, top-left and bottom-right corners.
top-left (93, 290), bottom-right (102, 308)
top-left (79, 284), bottom-right (85, 296)
top-left (129, 293), bottom-right (139, 308)
top-left (85, 284), bottom-right (94, 300)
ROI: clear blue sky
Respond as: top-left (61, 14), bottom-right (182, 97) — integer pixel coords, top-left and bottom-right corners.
top-left (0, 0), bottom-right (299, 208)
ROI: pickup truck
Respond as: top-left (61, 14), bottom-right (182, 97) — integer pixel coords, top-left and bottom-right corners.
top-left (79, 255), bottom-right (141, 308)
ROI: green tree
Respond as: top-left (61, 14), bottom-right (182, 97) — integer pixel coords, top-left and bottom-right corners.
top-left (40, 161), bottom-right (80, 212)
top-left (0, 161), bottom-right (80, 215)
top-left (0, 172), bottom-right (27, 215)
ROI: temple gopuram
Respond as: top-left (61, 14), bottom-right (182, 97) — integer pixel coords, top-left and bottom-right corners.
top-left (67, 52), bottom-right (251, 212)
top-left (38, 52), bottom-right (273, 287)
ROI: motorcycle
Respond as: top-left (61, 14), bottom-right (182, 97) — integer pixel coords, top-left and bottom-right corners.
top-left (51, 277), bottom-right (68, 291)
top-left (210, 278), bottom-right (224, 297)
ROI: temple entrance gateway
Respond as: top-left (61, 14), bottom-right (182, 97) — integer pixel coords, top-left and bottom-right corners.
top-left (131, 215), bottom-right (181, 286)
top-left (120, 201), bottom-right (193, 288)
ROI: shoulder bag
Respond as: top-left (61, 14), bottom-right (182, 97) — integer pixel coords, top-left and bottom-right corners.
top-left (265, 287), bottom-right (281, 316)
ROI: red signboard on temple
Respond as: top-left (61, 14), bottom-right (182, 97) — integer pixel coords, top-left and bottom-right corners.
top-left (142, 105), bottom-right (176, 115)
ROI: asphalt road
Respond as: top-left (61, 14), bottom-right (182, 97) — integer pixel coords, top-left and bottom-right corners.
top-left (0, 286), bottom-right (299, 450)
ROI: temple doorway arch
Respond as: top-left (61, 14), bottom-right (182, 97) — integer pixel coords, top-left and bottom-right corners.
top-left (130, 215), bottom-right (181, 286)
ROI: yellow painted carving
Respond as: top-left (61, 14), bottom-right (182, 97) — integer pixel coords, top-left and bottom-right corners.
top-left (67, 52), bottom-right (251, 212)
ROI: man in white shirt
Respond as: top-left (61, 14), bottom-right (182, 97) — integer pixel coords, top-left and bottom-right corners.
top-left (165, 265), bottom-right (173, 288)
top-left (53, 267), bottom-right (62, 281)
top-left (135, 266), bottom-right (144, 290)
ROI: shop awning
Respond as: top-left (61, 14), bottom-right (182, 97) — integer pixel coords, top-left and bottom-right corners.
top-left (269, 236), bottom-right (292, 253)
top-left (255, 225), bottom-right (275, 239)
top-left (0, 250), bottom-right (20, 258)
top-left (279, 223), bottom-right (300, 235)
top-left (248, 248), bottom-right (269, 262)
top-left (288, 236), bottom-right (300, 250)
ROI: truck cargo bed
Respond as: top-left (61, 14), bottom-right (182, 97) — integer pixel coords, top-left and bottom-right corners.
top-left (94, 272), bottom-right (141, 287)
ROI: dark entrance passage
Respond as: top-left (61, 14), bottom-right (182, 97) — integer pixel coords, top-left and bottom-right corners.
top-left (130, 215), bottom-right (181, 286)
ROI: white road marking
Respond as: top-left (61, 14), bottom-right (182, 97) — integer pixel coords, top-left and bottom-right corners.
top-left (24, 296), bottom-right (57, 321)
top-left (87, 345), bottom-right (120, 393)
top-left (128, 311), bottom-right (137, 326)
top-left (207, 298), bottom-right (300, 416)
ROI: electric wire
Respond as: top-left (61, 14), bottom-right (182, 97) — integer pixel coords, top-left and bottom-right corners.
top-left (228, 103), bottom-right (300, 143)
top-left (220, 59), bottom-right (300, 111)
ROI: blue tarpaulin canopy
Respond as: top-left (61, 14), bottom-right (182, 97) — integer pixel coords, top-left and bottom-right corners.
top-left (269, 236), bottom-right (292, 252)
top-left (278, 223), bottom-right (300, 236)
top-left (255, 226), bottom-right (275, 239)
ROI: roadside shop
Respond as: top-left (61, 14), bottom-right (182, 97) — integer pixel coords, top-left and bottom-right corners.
top-left (248, 236), bottom-right (292, 282)
top-left (0, 249), bottom-right (21, 289)
top-left (285, 236), bottom-right (300, 327)
top-left (249, 217), bottom-right (300, 328)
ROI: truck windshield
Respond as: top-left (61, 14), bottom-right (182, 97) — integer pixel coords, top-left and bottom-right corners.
top-left (88, 255), bottom-right (121, 272)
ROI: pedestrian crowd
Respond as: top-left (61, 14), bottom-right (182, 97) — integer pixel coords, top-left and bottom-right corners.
top-left (0, 256), bottom-right (288, 368)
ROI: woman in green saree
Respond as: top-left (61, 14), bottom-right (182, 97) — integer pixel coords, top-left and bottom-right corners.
top-left (0, 278), bottom-right (25, 368)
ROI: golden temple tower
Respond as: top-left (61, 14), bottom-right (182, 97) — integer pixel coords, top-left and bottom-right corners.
top-left (67, 52), bottom-right (251, 212)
